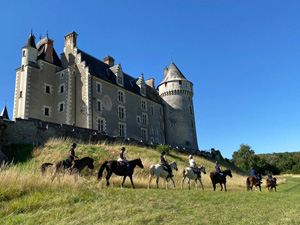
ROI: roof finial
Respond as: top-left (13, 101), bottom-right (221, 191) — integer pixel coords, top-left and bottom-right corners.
top-left (39, 34), bottom-right (41, 40)
top-left (46, 30), bottom-right (48, 38)
top-left (171, 52), bottom-right (173, 62)
top-left (141, 73), bottom-right (144, 78)
top-left (31, 28), bottom-right (33, 36)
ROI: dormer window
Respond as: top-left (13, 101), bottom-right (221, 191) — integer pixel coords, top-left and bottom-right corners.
top-left (117, 75), bottom-right (123, 86)
top-left (110, 64), bottom-right (124, 87)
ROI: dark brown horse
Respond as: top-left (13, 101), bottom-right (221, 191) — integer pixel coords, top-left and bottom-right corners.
top-left (246, 174), bottom-right (262, 192)
top-left (98, 158), bottom-right (144, 188)
top-left (210, 169), bottom-right (232, 191)
top-left (266, 178), bottom-right (277, 192)
top-left (40, 157), bottom-right (94, 182)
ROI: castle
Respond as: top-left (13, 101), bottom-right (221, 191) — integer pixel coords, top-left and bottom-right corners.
top-left (13, 31), bottom-right (198, 150)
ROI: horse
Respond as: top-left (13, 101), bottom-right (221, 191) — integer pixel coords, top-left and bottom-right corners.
top-left (246, 174), bottom-right (262, 192)
top-left (147, 161), bottom-right (178, 189)
top-left (97, 158), bottom-right (144, 189)
top-left (210, 169), bottom-right (232, 191)
top-left (40, 157), bottom-right (94, 182)
top-left (182, 166), bottom-right (206, 190)
top-left (266, 178), bottom-right (277, 192)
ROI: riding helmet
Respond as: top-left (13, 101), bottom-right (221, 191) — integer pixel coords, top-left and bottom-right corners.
top-left (121, 147), bottom-right (126, 151)
top-left (72, 143), bottom-right (77, 147)
top-left (161, 151), bottom-right (165, 155)
top-left (189, 155), bottom-right (193, 159)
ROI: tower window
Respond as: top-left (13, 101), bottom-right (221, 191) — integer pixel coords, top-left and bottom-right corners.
top-left (96, 82), bottom-right (102, 94)
top-left (21, 65), bottom-right (24, 71)
top-left (59, 84), bottom-right (65, 94)
top-left (45, 85), bottom-right (50, 94)
top-left (59, 103), bottom-right (64, 112)
top-left (179, 80), bottom-right (182, 85)
top-left (165, 82), bottom-right (167, 87)
top-left (22, 51), bottom-right (26, 57)
top-left (97, 100), bottom-right (102, 112)
top-left (19, 91), bottom-right (23, 98)
top-left (151, 106), bottom-right (154, 115)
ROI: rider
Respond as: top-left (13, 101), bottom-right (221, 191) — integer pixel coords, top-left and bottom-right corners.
top-left (68, 143), bottom-right (79, 169)
top-left (160, 151), bottom-right (173, 177)
top-left (267, 171), bottom-right (277, 186)
top-left (189, 155), bottom-right (200, 178)
top-left (250, 167), bottom-right (261, 183)
top-left (215, 161), bottom-right (224, 177)
top-left (120, 147), bottom-right (129, 171)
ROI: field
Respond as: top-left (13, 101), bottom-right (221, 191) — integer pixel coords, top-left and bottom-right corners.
top-left (1, 139), bottom-right (300, 225)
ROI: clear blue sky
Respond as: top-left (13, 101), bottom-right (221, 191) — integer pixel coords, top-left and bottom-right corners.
top-left (0, 0), bottom-right (299, 159)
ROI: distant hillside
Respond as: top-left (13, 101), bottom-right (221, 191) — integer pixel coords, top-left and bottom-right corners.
top-left (257, 151), bottom-right (300, 174)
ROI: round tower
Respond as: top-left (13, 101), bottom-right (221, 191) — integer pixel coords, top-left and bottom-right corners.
top-left (21, 32), bottom-right (38, 66)
top-left (157, 61), bottom-right (198, 150)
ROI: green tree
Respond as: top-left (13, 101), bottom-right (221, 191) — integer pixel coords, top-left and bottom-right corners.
top-left (231, 144), bottom-right (255, 171)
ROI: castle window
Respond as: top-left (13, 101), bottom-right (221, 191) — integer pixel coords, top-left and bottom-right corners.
top-left (186, 141), bottom-right (190, 146)
top-left (45, 85), bottom-right (51, 94)
top-left (43, 106), bottom-right (51, 117)
top-left (142, 113), bottom-right (148, 125)
top-left (118, 106), bottom-right (125, 120)
top-left (21, 65), bottom-right (24, 71)
top-left (59, 84), bottom-right (65, 94)
top-left (59, 103), bottom-right (64, 112)
top-left (19, 91), bottom-right (23, 98)
top-left (141, 99), bottom-right (147, 111)
top-left (137, 116), bottom-right (141, 124)
top-left (117, 75), bottom-right (123, 86)
top-left (141, 128), bottom-right (148, 141)
top-left (179, 80), bottom-right (182, 85)
top-left (191, 119), bottom-right (194, 128)
top-left (97, 100), bottom-right (102, 112)
top-left (118, 90), bottom-right (125, 103)
top-left (189, 105), bottom-right (193, 115)
top-left (165, 82), bottom-right (167, 87)
top-left (60, 73), bottom-right (64, 79)
top-left (22, 51), bottom-right (26, 57)
top-left (151, 106), bottom-right (154, 115)
top-left (96, 82), bottom-right (102, 94)
top-left (119, 123), bottom-right (126, 137)
top-left (97, 118), bottom-right (105, 132)
top-left (45, 108), bottom-right (49, 116)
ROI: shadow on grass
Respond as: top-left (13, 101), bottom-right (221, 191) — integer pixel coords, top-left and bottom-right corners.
top-left (2, 144), bottom-right (36, 163)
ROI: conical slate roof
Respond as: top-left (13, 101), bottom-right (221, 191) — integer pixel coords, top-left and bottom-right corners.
top-left (24, 34), bottom-right (36, 48)
top-left (0, 106), bottom-right (9, 120)
top-left (160, 61), bottom-right (187, 84)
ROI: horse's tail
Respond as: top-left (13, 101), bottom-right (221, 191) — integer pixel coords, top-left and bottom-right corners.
top-left (246, 177), bottom-right (250, 191)
top-left (182, 168), bottom-right (187, 177)
top-left (40, 163), bottom-right (53, 174)
top-left (148, 165), bottom-right (155, 185)
top-left (98, 161), bottom-right (108, 181)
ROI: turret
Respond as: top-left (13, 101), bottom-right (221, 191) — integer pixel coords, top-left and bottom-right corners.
top-left (21, 31), bottom-right (38, 66)
top-left (157, 61), bottom-right (198, 150)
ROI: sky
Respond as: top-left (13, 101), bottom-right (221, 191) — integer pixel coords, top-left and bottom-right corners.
top-left (0, 0), bottom-right (299, 159)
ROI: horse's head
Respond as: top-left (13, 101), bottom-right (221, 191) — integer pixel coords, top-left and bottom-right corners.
top-left (170, 161), bottom-right (178, 171)
top-left (200, 165), bottom-right (206, 174)
top-left (137, 158), bottom-right (144, 169)
top-left (227, 170), bottom-right (233, 178)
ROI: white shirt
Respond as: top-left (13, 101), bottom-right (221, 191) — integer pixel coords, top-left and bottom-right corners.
top-left (189, 159), bottom-right (195, 167)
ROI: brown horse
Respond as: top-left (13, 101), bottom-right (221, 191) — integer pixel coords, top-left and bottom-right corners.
top-left (210, 169), bottom-right (232, 191)
top-left (246, 174), bottom-right (262, 192)
top-left (266, 178), bottom-right (277, 192)
top-left (98, 158), bottom-right (144, 188)
top-left (40, 157), bottom-right (94, 182)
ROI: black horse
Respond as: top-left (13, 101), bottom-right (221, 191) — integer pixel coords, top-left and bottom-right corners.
top-left (40, 157), bottom-right (94, 182)
top-left (210, 169), bottom-right (233, 191)
top-left (98, 158), bottom-right (144, 188)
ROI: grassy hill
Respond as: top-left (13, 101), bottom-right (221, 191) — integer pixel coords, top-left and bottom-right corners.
top-left (0, 139), bottom-right (299, 225)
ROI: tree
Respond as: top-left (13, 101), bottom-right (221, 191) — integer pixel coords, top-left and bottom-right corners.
top-left (231, 144), bottom-right (256, 171)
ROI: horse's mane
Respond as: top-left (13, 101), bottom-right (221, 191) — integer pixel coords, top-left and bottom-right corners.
top-left (128, 158), bottom-right (141, 163)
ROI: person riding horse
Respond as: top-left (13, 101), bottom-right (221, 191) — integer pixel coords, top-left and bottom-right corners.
top-left (119, 147), bottom-right (129, 171)
top-left (215, 161), bottom-right (224, 177)
top-left (189, 155), bottom-right (201, 178)
top-left (67, 143), bottom-right (79, 169)
top-left (267, 171), bottom-right (277, 186)
top-left (250, 167), bottom-right (262, 183)
top-left (160, 151), bottom-right (173, 177)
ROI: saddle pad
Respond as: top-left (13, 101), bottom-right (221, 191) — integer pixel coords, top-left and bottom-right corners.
top-left (63, 160), bottom-right (72, 168)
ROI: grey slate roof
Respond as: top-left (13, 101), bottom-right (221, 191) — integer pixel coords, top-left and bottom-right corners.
top-left (0, 106), bottom-right (9, 120)
top-left (77, 49), bottom-right (161, 104)
top-left (24, 34), bottom-right (37, 48)
top-left (36, 38), bottom-right (62, 67)
top-left (160, 61), bottom-right (187, 84)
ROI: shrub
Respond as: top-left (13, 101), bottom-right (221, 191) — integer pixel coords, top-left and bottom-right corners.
top-left (156, 145), bottom-right (170, 155)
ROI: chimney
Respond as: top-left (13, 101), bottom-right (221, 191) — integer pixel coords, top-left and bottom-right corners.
top-left (64, 31), bottom-right (78, 48)
top-left (146, 78), bottom-right (155, 89)
top-left (103, 55), bottom-right (115, 67)
top-left (44, 38), bottom-right (54, 63)
top-left (164, 66), bottom-right (168, 76)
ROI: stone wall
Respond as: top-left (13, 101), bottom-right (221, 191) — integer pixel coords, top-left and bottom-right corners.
top-left (0, 116), bottom-right (218, 164)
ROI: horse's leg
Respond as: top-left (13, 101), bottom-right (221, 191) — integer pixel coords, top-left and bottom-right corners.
top-left (199, 178), bottom-right (204, 190)
top-left (156, 174), bottom-right (160, 189)
top-left (121, 176), bottom-right (127, 189)
top-left (106, 172), bottom-right (112, 187)
top-left (148, 174), bottom-right (153, 189)
top-left (195, 179), bottom-right (198, 190)
top-left (259, 184), bottom-right (261, 192)
top-left (224, 183), bottom-right (227, 192)
top-left (181, 177), bottom-right (185, 190)
top-left (51, 171), bottom-right (56, 183)
top-left (170, 177), bottom-right (175, 190)
top-left (128, 175), bottom-right (135, 189)
top-left (212, 182), bottom-right (216, 191)
top-left (188, 178), bottom-right (191, 190)
top-left (220, 183), bottom-right (223, 191)
top-left (166, 178), bottom-right (169, 190)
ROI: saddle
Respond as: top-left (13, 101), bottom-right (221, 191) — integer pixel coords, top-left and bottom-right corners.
top-left (62, 160), bottom-right (72, 169)
top-left (117, 160), bottom-right (126, 169)
top-left (160, 163), bottom-right (169, 172)
top-left (191, 168), bottom-right (199, 174)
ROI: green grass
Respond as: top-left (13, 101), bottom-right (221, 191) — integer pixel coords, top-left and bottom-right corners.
top-left (1, 139), bottom-right (300, 225)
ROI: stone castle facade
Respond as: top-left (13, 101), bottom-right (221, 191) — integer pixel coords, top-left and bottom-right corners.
top-left (13, 31), bottom-right (198, 150)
